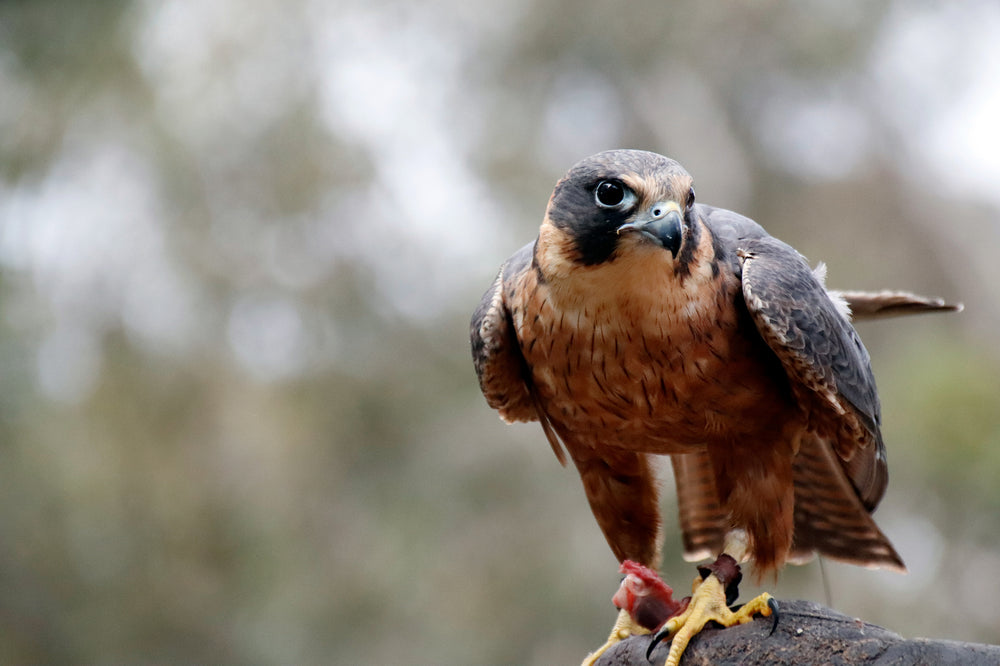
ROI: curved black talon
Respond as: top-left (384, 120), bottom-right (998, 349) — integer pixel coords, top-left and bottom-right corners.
top-left (767, 597), bottom-right (780, 636)
top-left (723, 574), bottom-right (741, 606)
top-left (645, 627), bottom-right (670, 661)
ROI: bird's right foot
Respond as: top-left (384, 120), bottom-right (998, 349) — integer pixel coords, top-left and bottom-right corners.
top-left (646, 554), bottom-right (778, 666)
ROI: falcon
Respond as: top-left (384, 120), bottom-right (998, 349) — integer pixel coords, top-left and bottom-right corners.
top-left (470, 150), bottom-right (958, 665)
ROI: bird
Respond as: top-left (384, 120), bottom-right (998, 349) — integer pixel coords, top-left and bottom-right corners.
top-left (469, 149), bottom-right (959, 665)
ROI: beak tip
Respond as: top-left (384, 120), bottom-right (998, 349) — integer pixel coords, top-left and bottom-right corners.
top-left (618, 211), bottom-right (683, 258)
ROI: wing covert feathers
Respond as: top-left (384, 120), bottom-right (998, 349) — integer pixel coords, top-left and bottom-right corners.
top-left (470, 246), bottom-right (537, 424)
top-left (738, 237), bottom-right (888, 505)
top-left (471, 244), bottom-right (568, 465)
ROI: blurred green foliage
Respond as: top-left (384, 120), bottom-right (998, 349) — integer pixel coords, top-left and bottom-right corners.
top-left (1, 0), bottom-right (998, 664)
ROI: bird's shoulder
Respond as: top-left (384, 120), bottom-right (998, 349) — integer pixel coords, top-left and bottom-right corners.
top-left (697, 204), bottom-right (769, 251)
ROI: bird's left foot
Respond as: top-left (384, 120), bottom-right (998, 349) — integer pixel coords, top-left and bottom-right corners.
top-left (647, 554), bottom-right (778, 666)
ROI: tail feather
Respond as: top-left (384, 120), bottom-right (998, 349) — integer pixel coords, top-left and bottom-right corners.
top-left (834, 289), bottom-right (962, 320)
top-left (671, 451), bottom-right (727, 562)
top-left (670, 438), bottom-right (905, 574)
top-left (790, 434), bottom-right (906, 572)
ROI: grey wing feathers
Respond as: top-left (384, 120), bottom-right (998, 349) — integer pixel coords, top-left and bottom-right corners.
top-left (470, 243), bottom-right (568, 466)
top-left (738, 236), bottom-right (887, 511)
top-left (470, 243), bottom-right (537, 423)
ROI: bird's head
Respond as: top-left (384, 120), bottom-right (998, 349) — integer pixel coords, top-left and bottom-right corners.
top-left (540, 150), bottom-right (696, 269)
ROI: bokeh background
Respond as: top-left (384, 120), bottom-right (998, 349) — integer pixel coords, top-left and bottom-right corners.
top-left (1, 1), bottom-right (998, 663)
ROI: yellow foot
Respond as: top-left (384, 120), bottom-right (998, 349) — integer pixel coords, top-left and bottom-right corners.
top-left (581, 607), bottom-right (649, 666)
top-left (647, 554), bottom-right (778, 666)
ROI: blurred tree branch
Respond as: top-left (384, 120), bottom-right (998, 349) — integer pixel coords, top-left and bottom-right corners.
top-left (595, 600), bottom-right (1000, 665)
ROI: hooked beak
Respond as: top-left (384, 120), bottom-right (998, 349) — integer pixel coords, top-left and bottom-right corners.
top-left (617, 202), bottom-right (685, 258)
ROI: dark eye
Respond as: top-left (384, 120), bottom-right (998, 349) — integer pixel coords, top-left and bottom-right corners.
top-left (686, 187), bottom-right (696, 210)
top-left (595, 180), bottom-right (627, 207)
